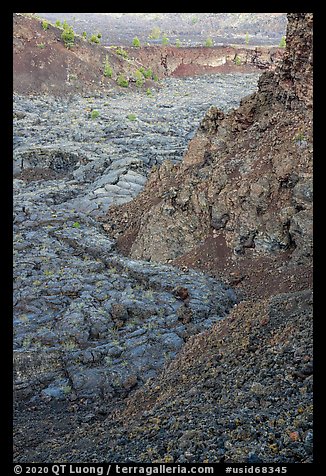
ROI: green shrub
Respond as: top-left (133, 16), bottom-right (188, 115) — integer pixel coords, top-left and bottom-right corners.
top-left (146, 88), bottom-right (153, 97)
top-left (162, 34), bottom-right (169, 45)
top-left (62, 20), bottom-right (70, 30)
top-left (279, 36), bottom-right (286, 48)
top-left (134, 70), bottom-right (144, 87)
top-left (82, 31), bottom-right (87, 39)
top-left (42, 20), bottom-right (49, 30)
top-left (55, 20), bottom-right (61, 28)
top-left (132, 36), bottom-right (141, 47)
top-left (205, 37), bottom-right (213, 47)
top-left (139, 66), bottom-right (153, 79)
top-left (61, 27), bottom-right (75, 48)
top-left (115, 47), bottom-right (128, 58)
top-left (90, 110), bottom-right (99, 119)
top-left (116, 75), bottom-right (129, 87)
top-left (103, 55), bottom-right (113, 78)
top-left (97, 32), bottom-right (102, 39)
top-left (90, 34), bottom-right (100, 44)
top-left (175, 38), bottom-right (181, 47)
top-left (37, 43), bottom-right (45, 48)
top-left (152, 73), bottom-right (159, 82)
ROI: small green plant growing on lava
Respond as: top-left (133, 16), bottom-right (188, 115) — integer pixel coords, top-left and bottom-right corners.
top-left (82, 31), bottom-right (87, 40)
top-left (127, 113), bottom-right (137, 121)
top-left (42, 20), bottom-right (49, 31)
top-left (55, 20), bottom-right (62, 28)
top-left (90, 110), bottom-right (99, 119)
top-left (61, 385), bottom-right (72, 395)
top-left (175, 38), bottom-right (181, 47)
top-left (162, 34), bottom-right (169, 45)
top-left (37, 43), bottom-right (45, 48)
top-left (132, 36), bottom-right (141, 47)
top-left (279, 36), bottom-right (286, 48)
top-left (205, 38), bottom-right (213, 47)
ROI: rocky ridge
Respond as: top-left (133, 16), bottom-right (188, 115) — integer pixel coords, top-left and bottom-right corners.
top-left (104, 14), bottom-right (313, 275)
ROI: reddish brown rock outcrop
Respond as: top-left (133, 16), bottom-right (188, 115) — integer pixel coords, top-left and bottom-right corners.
top-left (103, 13), bottom-right (313, 298)
top-left (125, 44), bottom-right (284, 78)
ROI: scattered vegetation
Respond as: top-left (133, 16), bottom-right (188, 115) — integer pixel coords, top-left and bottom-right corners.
top-left (37, 43), bottom-right (45, 49)
top-left (55, 20), bottom-right (61, 28)
top-left (115, 47), bottom-right (128, 59)
top-left (146, 88), bottom-right (153, 97)
top-left (72, 220), bottom-right (81, 227)
top-left (42, 20), bottom-right (49, 31)
top-left (175, 38), bottom-right (181, 47)
top-left (82, 31), bottom-right (87, 40)
top-left (139, 66), bottom-right (153, 79)
top-left (162, 34), bottom-right (169, 45)
top-left (127, 113), bottom-right (137, 121)
top-left (132, 36), bottom-right (141, 47)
